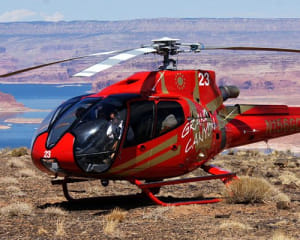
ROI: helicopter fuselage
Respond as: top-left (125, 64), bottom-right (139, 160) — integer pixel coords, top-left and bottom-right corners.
top-left (31, 69), bottom-right (300, 181)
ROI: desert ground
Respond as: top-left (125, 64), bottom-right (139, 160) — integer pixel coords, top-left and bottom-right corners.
top-left (0, 19), bottom-right (300, 239)
top-left (0, 147), bottom-right (299, 240)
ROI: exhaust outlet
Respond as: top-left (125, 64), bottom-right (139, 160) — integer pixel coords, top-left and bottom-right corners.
top-left (219, 86), bottom-right (240, 101)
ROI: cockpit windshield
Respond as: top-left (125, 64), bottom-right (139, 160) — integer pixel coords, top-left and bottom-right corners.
top-left (46, 97), bottom-right (99, 149)
top-left (72, 96), bottom-right (127, 173)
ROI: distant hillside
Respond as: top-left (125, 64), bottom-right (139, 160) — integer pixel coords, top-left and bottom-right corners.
top-left (1, 18), bottom-right (300, 92)
top-left (0, 92), bottom-right (25, 110)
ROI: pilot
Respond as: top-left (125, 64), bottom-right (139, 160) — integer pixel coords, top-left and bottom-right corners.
top-left (106, 110), bottom-right (123, 150)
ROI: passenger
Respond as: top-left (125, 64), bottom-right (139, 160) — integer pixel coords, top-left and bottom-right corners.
top-left (160, 114), bottom-right (178, 133)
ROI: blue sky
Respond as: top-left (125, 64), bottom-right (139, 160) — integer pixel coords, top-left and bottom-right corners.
top-left (0, 0), bottom-right (300, 22)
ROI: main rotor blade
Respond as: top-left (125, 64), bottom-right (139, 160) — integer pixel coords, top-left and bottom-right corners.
top-left (202, 46), bottom-right (300, 53)
top-left (73, 47), bottom-right (156, 77)
top-left (0, 50), bottom-right (119, 78)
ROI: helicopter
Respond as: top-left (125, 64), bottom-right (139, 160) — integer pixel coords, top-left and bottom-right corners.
top-left (1, 37), bottom-right (300, 206)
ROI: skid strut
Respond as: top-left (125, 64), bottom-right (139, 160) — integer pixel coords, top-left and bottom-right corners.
top-left (51, 177), bottom-right (89, 201)
top-left (133, 165), bottom-right (237, 206)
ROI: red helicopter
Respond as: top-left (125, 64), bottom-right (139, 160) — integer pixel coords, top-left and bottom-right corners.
top-left (1, 37), bottom-right (300, 206)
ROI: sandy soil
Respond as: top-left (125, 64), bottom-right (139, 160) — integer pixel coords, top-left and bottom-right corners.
top-left (0, 148), bottom-right (299, 240)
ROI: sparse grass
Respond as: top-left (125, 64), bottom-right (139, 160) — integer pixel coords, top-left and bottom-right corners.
top-left (0, 202), bottom-right (34, 216)
top-left (18, 168), bottom-right (36, 178)
top-left (224, 176), bottom-right (274, 204)
top-left (87, 185), bottom-right (102, 196)
top-left (6, 185), bottom-right (26, 197)
top-left (219, 220), bottom-right (252, 231)
top-left (10, 147), bottom-right (28, 157)
top-left (272, 231), bottom-right (295, 240)
top-left (0, 176), bottom-right (18, 184)
top-left (55, 218), bottom-right (66, 237)
top-left (44, 207), bottom-right (67, 216)
top-left (6, 158), bottom-right (26, 168)
top-left (142, 206), bottom-right (173, 221)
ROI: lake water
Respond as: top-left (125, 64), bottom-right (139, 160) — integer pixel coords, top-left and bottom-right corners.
top-left (0, 83), bottom-right (92, 149)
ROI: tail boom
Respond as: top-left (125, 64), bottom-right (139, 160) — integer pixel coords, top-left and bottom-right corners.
top-left (224, 105), bottom-right (300, 149)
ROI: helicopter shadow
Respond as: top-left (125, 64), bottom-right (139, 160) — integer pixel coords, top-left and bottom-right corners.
top-left (38, 194), bottom-right (212, 213)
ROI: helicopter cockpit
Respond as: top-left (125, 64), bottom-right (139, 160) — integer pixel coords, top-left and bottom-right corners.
top-left (72, 96), bottom-right (128, 173)
top-left (33, 93), bottom-right (185, 174)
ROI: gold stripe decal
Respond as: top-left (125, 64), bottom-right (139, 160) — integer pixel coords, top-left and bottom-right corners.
top-left (120, 146), bottom-right (181, 176)
top-left (193, 71), bottom-right (200, 103)
top-left (109, 135), bottom-right (178, 173)
top-left (206, 95), bottom-right (223, 112)
top-left (160, 71), bottom-right (169, 94)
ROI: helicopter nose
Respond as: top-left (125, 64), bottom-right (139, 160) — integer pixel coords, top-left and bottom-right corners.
top-left (31, 132), bottom-right (82, 175)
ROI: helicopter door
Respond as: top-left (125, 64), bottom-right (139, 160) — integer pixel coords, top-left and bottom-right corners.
top-left (123, 101), bottom-right (155, 148)
top-left (119, 100), bottom-right (184, 178)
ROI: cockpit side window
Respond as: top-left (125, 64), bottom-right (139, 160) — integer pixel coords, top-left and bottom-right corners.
top-left (155, 101), bottom-right (184, 137)
top-left (124, 101), bottom-right (154, 147)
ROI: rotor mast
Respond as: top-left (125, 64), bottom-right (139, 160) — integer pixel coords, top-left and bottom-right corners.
top-left (151, 37), bottom-right (181, 70)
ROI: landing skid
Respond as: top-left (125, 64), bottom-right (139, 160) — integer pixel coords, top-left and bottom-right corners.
top-left (133, 165), bottom-right (237, 206)
top-left (51, 165), bottom-right (237, 205)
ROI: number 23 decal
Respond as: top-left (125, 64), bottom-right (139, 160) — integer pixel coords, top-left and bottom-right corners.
top-left (44, 150), bottom-right (51, 158)
top-left (199, 72), bottom-right (210, 86)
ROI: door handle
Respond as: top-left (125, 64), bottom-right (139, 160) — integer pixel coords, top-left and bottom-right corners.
top-left (139, 144), bottom-right (146, 151)
top-left (171, 145), bottom-right (178, 151)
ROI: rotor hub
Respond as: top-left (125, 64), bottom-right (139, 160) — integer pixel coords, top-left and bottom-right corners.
top-left (151, 37), bottom-right (181, 70)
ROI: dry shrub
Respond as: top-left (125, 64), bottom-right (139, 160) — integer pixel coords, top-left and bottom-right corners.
top-left (272, 231), bottom-right (295, 240)
top-left (103, 219), bottom-right (119, 236)
top-left (37, 227), bottom-right (48, 236)
top-left (105, 207), bottom-right (127, 222)
top-left (55, 218), bottom-right (66, 237)
top-left (0, 202), bottom-right (34, 216)
top-left (279, 171), bottom-right (300, 186)
top-left (6, 158), bottom-right (26, 168)
top-left (44, 207), bottom-right (67, 216)
top-left (275, 192), bottom-right (290, 202)
top-left (224, 176), bottom-right (274, 204)
top-left (11, 147), bottom-right (28, 157)
top-left (18, 168), bottom-right (36, 178)
top-left (0, 147), bottom-right (11, 157)
top-left (0, 177), bottom-right (18, 184)
top-left (219, 220), bottom-right (252, 231)
top-left (103, 208), bottom-right (127, 237)
top-left (236, 149), bottom-right (261, 157)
